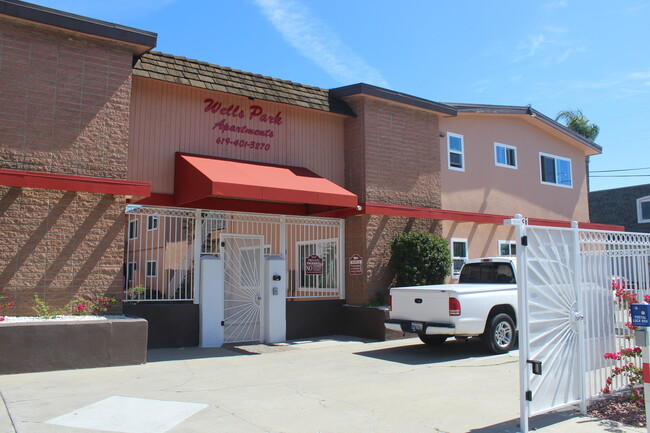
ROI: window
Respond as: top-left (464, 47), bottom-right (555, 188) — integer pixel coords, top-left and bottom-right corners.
top-left (450, 238), bottom-right (468, 279)
top-left (128, 220), bottom-right (138, 239)
top-left (638, 196), bottom-right (650, 223)
top-left (494, 142), bottom-right (517, 169)
top-left (539, 153), bottom-right (573, 188)
top-left (459, 262), bottom-right (515, 284)
top-left (296, 239), bottom-right (339, 291)
top-left (498, 240), bottom-right (516, 257)
top-left (146, 260), bottom-right (157, 277)
top-left (147, 215), bottom-right (158, 231)
top-left (447, 132), bottom-right (465, 171)
top-left (127, 262), bottom-right (137, 282)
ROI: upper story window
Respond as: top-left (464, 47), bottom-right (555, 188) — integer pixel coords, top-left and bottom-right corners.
top-left (638, 196), bottom-right (650, 223)
top-left (128, 220), bottom-right (138, 240)
top-left (494, 142), bottom-right (517, 169)
top-left (539, 152), bottom-right (572, 188)
top-left (447, 132), bottom-right (465, 171)
top-left (147, 215), bottom-right (158, 231)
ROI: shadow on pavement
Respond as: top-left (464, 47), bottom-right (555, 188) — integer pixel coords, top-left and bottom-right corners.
top-left (468, 410), bottom-right (578, 432)
top-left (146, 346), bottom-right (251, 362)
top-left (468, 409), bottom-right (632, 433)
top-left (354, 338), bottom-right (499, 365)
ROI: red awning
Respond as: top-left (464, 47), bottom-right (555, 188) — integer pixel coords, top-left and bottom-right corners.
top-left (174, 153), bottom-right (358, 209)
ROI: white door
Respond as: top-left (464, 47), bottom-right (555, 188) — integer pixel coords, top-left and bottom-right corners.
top-left (221, 234), bottom-right (264, 343)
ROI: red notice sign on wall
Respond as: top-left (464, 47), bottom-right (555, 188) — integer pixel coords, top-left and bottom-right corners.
top-left (305, 254), bottom-right (323, 275)
top-left (349, 254), bottom-right (363, 275)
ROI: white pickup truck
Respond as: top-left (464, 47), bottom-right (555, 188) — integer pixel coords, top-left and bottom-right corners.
top-left (385, 257), bottom-right (518, 354)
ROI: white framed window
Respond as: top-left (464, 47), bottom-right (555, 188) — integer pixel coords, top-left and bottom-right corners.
top-left (296, 238), bottom-right (339, 292)
top-left (128, 220), bottom-right (138, 239)
top-left (447, 132), bottom-right (465, 171)
top-left (494, 142), bottom-right (517, 169)
top-left (146, 260), bottom-right (157, 277)
top-left (147, 215), bottom-right (158, 231)
top-left (539, 152), bottom-right (573, 188)
top-left (638, 196), bottom-right (650, 223)
top-left (450, 238), bottom-right (468, 279)
top-left (127, 262), bottom-right (137, 282)
top-left (498, 240), bottom-right (517, 257)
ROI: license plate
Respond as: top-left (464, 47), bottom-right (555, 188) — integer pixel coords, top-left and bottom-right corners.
top-left (410, 322), bottom-right (424, 332)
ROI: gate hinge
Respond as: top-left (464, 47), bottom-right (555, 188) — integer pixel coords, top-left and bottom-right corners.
top-left (525, 390), bottom-right (533, 401)
top-left (221, 321), bottom-right (225, 326)
top-left (521, 236), bottom-right (528, 246)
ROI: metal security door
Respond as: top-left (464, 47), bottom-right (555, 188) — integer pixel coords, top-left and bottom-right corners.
top-left (515, 220), bottom-right (585, 433)
top-left (221, 234), bottom-right (264, 343)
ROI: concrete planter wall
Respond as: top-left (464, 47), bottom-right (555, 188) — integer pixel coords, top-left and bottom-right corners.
top-left (123, 303), bottom-right (199, 348)
top-left (0, 318), bottom-right (148, 375)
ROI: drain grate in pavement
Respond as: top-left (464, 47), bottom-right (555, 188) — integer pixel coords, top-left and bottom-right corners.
top-left (46, 396), bottom-right (207, 433)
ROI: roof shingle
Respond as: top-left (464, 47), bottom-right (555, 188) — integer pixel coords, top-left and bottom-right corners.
top-left (134, 52), bottom-right (353, 115)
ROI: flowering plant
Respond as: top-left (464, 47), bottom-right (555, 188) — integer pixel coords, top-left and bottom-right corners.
top-left (0, 295), bottom-right (15, 322)
top-left (601, 283), bottom-right (646, 404)
top-left (33, 293), bottom-right (117, 318)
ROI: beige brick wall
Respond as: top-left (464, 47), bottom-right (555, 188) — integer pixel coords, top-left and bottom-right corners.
top-left (342, 95), bottom-right (443, 304)
top-left (0, 17), bottom-right (133, 179)
top-left (343, 95), bottom-right (441, 208)
top-left (0, 18), bottom-right (134, 315)
top-left (0, 187), bottom-right (126, 315)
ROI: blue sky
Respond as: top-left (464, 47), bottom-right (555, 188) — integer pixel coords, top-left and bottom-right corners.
top-left (32, 0), bottom-right (650, 191)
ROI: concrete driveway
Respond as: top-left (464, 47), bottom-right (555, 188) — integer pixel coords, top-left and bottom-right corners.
top-left (0, 337), bottom-right (643, 433)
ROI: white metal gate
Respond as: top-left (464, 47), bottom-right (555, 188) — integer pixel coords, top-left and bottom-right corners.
top-left (124, 206), bottom-right (345, 303)
top-left (512, 215), bottom-right (650, 432)
top-left (221, 234), bottom-right (264, 343)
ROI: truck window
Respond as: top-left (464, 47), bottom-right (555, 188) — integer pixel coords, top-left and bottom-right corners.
top-left (458, 262), bottom-right (516, 284)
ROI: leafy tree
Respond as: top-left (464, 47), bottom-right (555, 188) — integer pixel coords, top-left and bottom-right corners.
top-left (555, 109), bottom-right (600, 141)
top-left (390, 231), bottom-right (451, 286)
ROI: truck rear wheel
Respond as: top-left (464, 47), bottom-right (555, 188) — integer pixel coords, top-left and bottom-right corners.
top-left (482, 313), bottom-right (515, 354)
top-left (418, 334), bottom-right (447, 346)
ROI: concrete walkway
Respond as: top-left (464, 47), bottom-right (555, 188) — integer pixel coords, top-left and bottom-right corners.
top-left (0, 337), bottom-right (644, 433)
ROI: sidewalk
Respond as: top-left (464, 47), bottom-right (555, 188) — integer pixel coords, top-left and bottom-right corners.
top-left (0, 337), bottom-right (644, 433)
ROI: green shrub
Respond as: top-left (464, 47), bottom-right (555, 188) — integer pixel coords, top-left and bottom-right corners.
top-left (390, 231), bottom-right (451, 286)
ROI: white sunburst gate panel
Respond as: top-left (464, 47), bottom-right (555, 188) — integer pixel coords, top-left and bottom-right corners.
top-left (511, 215), bottom-right (650, 433)
top-left (221, 234), bottom-right (264, 343)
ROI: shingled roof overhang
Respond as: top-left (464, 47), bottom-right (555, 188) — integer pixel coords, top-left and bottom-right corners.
top-left (0, 0), bottom-right (157, 55)
top-left (134, 52), bottom-right (355, 116)
top-left (331, 83), bottom-right (458, 116)
top-left (448, 103), bottom-right (602, 154)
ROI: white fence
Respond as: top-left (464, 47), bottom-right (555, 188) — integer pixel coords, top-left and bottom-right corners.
top-left (513, 216), bottom-right (650, 433)
top-left (124, 206), bottom-right (344, 302)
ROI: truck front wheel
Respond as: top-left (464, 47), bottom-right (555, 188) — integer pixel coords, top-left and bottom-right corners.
top-left (483, 313), bottom-right (516, 354)
top-left (418, 334), bottom-right (447, 346)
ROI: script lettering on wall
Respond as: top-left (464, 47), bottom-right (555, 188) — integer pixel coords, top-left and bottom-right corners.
top-left (204, 98), bottom-right (283, 152)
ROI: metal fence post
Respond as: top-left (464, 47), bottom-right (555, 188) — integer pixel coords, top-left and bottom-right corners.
top-left (572, 221), bottom-right (587, 415)
top-left (193, 209), bottom-right (202, 305)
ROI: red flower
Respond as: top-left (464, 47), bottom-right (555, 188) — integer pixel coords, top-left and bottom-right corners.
top-left (76, 304), bottom-right (86, 311)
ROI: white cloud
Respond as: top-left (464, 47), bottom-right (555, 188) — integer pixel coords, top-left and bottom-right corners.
top-left (254, 0), bottom-right (389, 87)
top-left (514, 34), bottom-right (546, 60)
top-left (513, 33), bottom-right (584, 65)
top-left (544, 0), bottom-right (568, 11)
